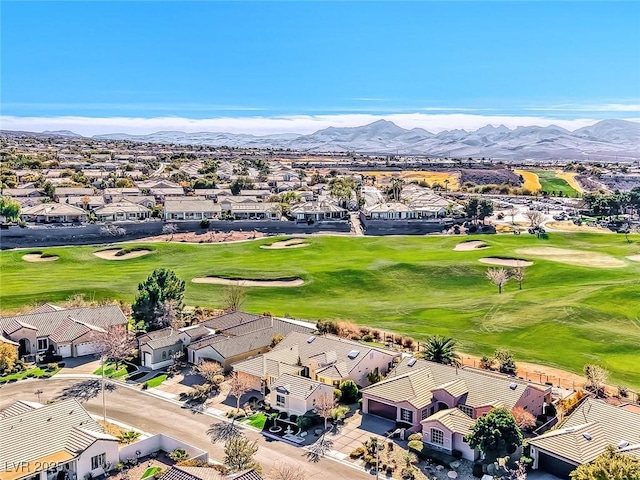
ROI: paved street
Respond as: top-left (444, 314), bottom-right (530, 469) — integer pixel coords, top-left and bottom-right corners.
top-left (0, 378), bottom-right (370, 479)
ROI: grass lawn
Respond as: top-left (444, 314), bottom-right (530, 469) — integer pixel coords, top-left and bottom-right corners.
top-left (243, 412), bottom-right (268, 430)
top-left (144, 374), bottom-right (167, 389)
top-left (93, 362), bottom-right (129, 378)
top-left (2, 233), bottom-right (640, 388)
top-left (534, 170), bottom-right (580, 197)
top-left (0, 365), bottom-right (61, 383)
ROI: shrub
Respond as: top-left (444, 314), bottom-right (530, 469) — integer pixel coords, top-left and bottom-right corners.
top-left (362, 334), bottom-right (374, 342)
top-left (407, 433), bottom-right (422, 442)
top-left (296, 415), bottom-right (312, 431)
top-left (200, 218), bottom-right (210, 229)
top-left (47, 363), bottom-right (58, 371)
top-left (407, 440), bottom-right (423, 453)
top-left (339, 380), bottom-right (359, 404)
top-left (333, 388), bottom-right (342, 401)
top-left (350, 446), bottom-right (366, 459)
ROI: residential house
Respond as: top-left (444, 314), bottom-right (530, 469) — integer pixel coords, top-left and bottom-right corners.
top-left (360, 357), bottom-right (551, 461)
top-left (186, 313), bottom-right (314, 372)
top-left (138, 325), bottom-right (213, 370)
top-left (2, 188), bottom-right (44, 199)
top-left (269, 373), bottom-right (335, 416)
top-left (20, 203), bottom-right (88, 224)
top-left (65, 196), bottom-right (106, 211)
top-left (0, 305), bottom-right (128, 359)
top-left (289, 200), bottom-right (346, 222)
top-left (109, 195), bottom-right (156, 209)
top-left (528, 398), bottom-right (640, 479)
top-left (159, 465), bottom-right (263, 480)
top-left (94, 201), bottom-right (150, 222)
top-left (150, 187), bottom-right (185, 202)
top-left (361, 202), bottom-right (418, 220)
top-left (164, 197), bottom-right (220, 220)
top-left (53, 187), bottom-right (95, 202)
top-left (103, 187), bottom-right (141, 201)
top-left (0, 399), bottom-right (119, 480)
top-left (234, 332), bottom-right (400, 390)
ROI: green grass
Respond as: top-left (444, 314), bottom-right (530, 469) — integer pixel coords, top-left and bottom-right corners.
top-left (534, 170), bottom-right (580, 197)
top-left (144, 374), bottom-right (167, 389)
top-left (140, 467), bottom-right (162, 480)
top-left (93, 362), bottom-right (129, 378)
top-left (0, 365), bottom-right (60, 383)
top-left (2, 234), bottom-right (640, 388)
top-left (242, 412), bottom-right (268, 430)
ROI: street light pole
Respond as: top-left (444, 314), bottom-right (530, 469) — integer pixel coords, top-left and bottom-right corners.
top-left (101, 356), bottom-right (107, 423)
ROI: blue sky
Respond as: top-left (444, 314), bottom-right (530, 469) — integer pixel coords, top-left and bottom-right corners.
top-left (1, 1), bottom-right (639, 134)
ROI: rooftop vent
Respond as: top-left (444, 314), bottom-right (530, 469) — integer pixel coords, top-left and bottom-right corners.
top-left (618, 441), bottom-right (630, 449)
top-left (509, 383), bottom-right (518, 390)
top-left (307, 336), bottom-right (316, 344)
top-left (407, 358), bottom-right (417, 367)
top-left (582, 433), bottom-right (592, 441)
top-left (347, 350), bottom-right (360, 360)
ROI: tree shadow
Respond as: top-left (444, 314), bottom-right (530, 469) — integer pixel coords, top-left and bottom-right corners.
top-left (55, 379), bottom-right (117, 403)
top-left (305, 435), bottom-right (333, 463)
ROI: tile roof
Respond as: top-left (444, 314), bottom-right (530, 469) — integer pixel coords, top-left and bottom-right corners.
top-left (0, 400), bottom-right (43, 418)
top-left (48, 316), bottom-right (106, 344)
top-left (271, 373), bottom-right (332, 400)
top-left (164, 198), bottom-right (217, 212)
top-left (232, 353), bottom-right (303, 379)
top-left (180, 324), bottom-right (213, 339)
top-left (28, 303), bottom-right (65, 314)
top-left (0, 399), bottom-right (117, 472)
top-left (138, 328), bottom-right (183, 350)
top-left (273, 332), bottom-right (398, 381)
top-left (0, 305), bottom-right (127, 339)
top-left (363, 357), bottom-right (549, 411)
top-left (94, 201), bottom-right (149, 214)
top-left (529, 398), bottom-right (640, 464)
top-left (201, 312), bottom-right (264, 331)
top-left (422, 408), bottom-right (475, 435)
top-left (159, 466), bottom-right (263, 480)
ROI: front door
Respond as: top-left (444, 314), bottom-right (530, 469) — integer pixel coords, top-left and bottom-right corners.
top-left (18, 338), bottom-right (30, 357)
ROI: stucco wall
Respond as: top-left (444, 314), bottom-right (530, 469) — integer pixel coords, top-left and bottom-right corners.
top-left (76, 440), bottom-right (119, 478)
top-left (118, 434), bottom-right (208, 462)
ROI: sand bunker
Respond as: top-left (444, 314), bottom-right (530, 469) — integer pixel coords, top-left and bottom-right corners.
top-left (22, 253), bottom-right (59, 262)
top-left (479, 257), bottom-right (533, 267)
top-left (93, 249), bottom-right (152, 260)
top-left (260, 238), bottom-right (310, 250)
top-left (516, 247), bottom-right (625, 268)
top-left (192, 276), bottom-right (304, 287)
top-left (625, 255), bottom-right (640, 263)
top-left (454, 241), bottom-right (489, 251)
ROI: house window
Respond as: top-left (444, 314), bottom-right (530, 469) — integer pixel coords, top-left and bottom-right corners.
top-left (458, 405), bottom-right (474, 418)
top-left (91, 453), bottom-right (106, 470)
top-left (162, 351), bottom-right (167, 359)
top-left (37, 338), bottom-right (48, 351)
top-left (430, 428), bottom-right (444, 445)
top-left (400, 408), bottom-right (413, 424)
top-left (421, 408), bottom-right (431, 420)
top-left (276, 394), bottom-right (286, 407)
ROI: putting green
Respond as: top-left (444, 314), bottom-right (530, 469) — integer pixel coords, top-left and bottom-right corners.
top-left (2, 233), bottom-right (639, 388)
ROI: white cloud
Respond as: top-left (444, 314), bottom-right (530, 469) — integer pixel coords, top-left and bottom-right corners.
top-left (1, 113), bottom-right (638, 137)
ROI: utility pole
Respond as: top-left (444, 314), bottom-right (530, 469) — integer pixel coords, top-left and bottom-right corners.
top-left (101, 355), bottom-right (107, 423)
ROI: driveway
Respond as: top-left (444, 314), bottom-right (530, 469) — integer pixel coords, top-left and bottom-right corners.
top-left (58, 356), bottom-right (101, 374)
top-left (0, 378), bottom-right (371, 480)
top-left (326, 411), bottom-right (397, 458)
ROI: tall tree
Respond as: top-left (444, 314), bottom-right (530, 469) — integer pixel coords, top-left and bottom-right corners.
top-left (478, 199), bottom-right (494, 224)
top-left (315, 392), bottom-right (336, 431)
top-left (0, 342), bottom-right (18, 375)
top-left (465, 407), bottom-right (523, 463)
top-left (525, 210), bottom-right (544, 228)
top-left (494, 348), bottom-right (517, 375)
top-left (223, 284), bottom-right (246, 312)
top-left (132, 269), bottom-right (185, 331)
top-left (421, 335), bottom-right (461, 367)
top-left (510, 267), bottom-right (525, 290)
top-left (0, 196), bottom-right (21, 221)
top-left (570, 446), bottom-right (640, 480)
top-left (486, 267), bottom-right (509, 294)
top-left (228, 371), bottom-right (253, 410)
top-left (584, 364), bottom-right (608, 397)
top-left (94, 326), bottom-right (135, 370)
top-left (223, 436), bottom-right (260, 473)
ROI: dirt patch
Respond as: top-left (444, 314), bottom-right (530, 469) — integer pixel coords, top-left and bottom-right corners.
top-left (545, 221), bottom-right (612, 233)
top-left (192, 276), bottom-right (304, 287)
top-left (138, 230), bottom-right (266, 243)
top-left (22, 253), bottom-right (59, 262)
top-left (626, 255), bottom-right (640, 262)
top-left (453, 240), bottom-right (489, 251)
top-left (555, 170), bottom-right (584, 193)
top-left (514, 169), bottom-right (541, 192)
top-left (260, 238), bottom-right (310, 249)
top-left (516, 247), bottom-right (625, 268)
top-left (93, 249), bottom-right (152, 260)
top-left (479, 257), bottom-right (533, 267)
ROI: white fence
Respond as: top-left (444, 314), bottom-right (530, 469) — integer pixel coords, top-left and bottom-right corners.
top-left (119, 434), bottom-right (208, 462)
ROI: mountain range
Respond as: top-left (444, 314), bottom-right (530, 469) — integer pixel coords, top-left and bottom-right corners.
top-left (5, 119), bottom-right (640, 161)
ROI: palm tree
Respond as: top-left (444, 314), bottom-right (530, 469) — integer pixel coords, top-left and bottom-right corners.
top-left (421, 335), bottom-right (461, 367)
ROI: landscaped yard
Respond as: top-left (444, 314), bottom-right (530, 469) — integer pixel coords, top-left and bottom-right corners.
top-left (0, 364), bottom-right (62, 383)
top-left (93, 362), bottom-right (129, 378)
top-left (241, 412), bottom-right (268, 430)
top-left (2, 233), bottom-right (640, 387)
top-left (144, 374), bottom-right (168, 389)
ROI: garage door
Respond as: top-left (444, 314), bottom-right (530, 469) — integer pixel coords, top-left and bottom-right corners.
top-left (75, 342), bottom-right (101, 357)
top-left (367, 399), bottom-right (396, 420)
top-left (538, 452), bottom-right (575, 479)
